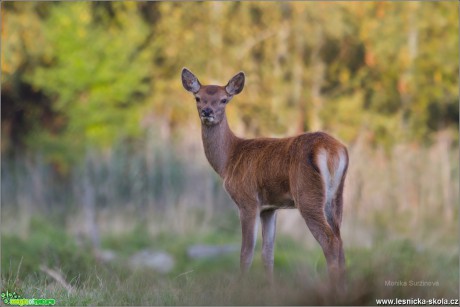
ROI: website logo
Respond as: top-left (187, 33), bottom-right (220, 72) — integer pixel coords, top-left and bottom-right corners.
top-left (1, 291), bottom-right (55, 306)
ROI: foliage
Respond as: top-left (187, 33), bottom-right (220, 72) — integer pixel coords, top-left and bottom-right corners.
top-left (2, 2), bottom-right (458, 167)
top-left (30, 2), bottom-right (153, 145)
top-left (3, 2), bottom-right (156, 166)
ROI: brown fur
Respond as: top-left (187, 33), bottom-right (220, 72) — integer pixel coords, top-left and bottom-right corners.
top-left (181, 68), bottom-right (349, 287)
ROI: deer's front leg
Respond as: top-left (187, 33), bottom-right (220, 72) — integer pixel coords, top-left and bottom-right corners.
top-left (260, 209), bottom-right (277, 283)
top-left (238, 207), bottom-right (259, 275)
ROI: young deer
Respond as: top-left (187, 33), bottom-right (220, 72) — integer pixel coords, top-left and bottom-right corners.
top-left (181, 68), bottom-right (349, 285)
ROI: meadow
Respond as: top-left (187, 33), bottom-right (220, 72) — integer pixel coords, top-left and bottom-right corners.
top-left (2, 132), bottom-right (458, 305)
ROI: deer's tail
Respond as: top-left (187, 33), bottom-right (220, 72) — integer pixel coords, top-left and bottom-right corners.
top-left (317, 147), bottom-right (348, 235)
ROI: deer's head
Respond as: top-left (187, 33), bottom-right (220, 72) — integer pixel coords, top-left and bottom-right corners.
top-left (181, 68), bottom-right (245, 126)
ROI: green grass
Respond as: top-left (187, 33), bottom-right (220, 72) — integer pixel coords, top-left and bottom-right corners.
top-left (2, 215), bottom-right (458, 305)
top-left (2, 136), bottom-right (458, 304)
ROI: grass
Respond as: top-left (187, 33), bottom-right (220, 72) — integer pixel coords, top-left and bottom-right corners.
top-left (1, 135), bottom-right (459, 305)
top-left (1, 213), bottom-right (458, 306)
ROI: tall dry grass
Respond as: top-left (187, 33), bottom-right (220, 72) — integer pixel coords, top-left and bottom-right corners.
top-left (2, 128), bottom-right (458, 250)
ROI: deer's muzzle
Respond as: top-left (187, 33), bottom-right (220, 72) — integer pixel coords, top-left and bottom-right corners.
top-left (200, 108), bottom-right (215, 125)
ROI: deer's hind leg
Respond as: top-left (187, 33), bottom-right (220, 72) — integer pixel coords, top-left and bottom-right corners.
top-left (291, 167), bottom-right (344, 286)
top-left (332, 178), bottom-right (346, 277)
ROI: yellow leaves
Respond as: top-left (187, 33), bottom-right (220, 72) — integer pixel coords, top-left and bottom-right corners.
top-left (78, 5), bottom-right (91, 24)
top-left (339, 69), bottom-right (350, 83)
top-left (322, 91), bottom-right (364, 143)
top-left (434, 71), bottom-right (442, 84)
top-left (376, 2), bottom-right (386, 19)
top-left (1, 54), bottom-right (8, 76)
top-left (397, 78), bottom-right (409, 95)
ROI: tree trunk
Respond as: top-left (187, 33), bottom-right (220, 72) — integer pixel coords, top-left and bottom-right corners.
top-left (400, 2), bottom-right (419, 132)
top-left (82, 157), bottom-right (100, 251)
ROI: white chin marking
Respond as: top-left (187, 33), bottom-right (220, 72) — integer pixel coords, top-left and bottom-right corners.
top-left (201, 117), bottom-right (215, 124)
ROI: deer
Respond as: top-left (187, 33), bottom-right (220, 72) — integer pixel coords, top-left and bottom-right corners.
top-left (181, 68), bottom-right (349, 287)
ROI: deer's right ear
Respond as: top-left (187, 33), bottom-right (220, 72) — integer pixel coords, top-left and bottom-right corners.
top-left (181, 68), bottom-right (201, 93)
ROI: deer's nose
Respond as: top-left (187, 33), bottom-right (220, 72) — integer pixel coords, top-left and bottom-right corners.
top-left (201, 108), bottom-right (213, 117)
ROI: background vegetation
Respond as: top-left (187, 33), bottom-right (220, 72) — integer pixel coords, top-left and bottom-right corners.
top-left (2, 2), bottom-right (458, 305)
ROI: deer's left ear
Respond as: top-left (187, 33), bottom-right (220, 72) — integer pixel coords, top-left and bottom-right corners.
top-left (225, 72), bottom-right (245, 96)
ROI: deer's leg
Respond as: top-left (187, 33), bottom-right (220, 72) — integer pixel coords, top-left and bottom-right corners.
top-left (238, 207), bottom-right (259, 275)
top-left (260, 209), bottom-right (277, 283)
top-left (302, 212), bottom-right (343, 285)
top-left (333, 180), bottom-right (346, 280)
top-left (293, 172), bottom-right (344, 286)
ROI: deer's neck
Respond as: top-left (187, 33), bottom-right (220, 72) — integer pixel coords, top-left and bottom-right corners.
top-left (201, 116), bottom-right (237, 178)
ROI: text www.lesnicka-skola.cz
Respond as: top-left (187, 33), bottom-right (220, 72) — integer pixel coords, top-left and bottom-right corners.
top-left (376, 298), bottom-right (459, 305)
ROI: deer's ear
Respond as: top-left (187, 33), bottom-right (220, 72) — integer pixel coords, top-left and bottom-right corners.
top-left (181, 68), bottom-right (201, 93)
top-left (225, 72), bottom-right (245, 95)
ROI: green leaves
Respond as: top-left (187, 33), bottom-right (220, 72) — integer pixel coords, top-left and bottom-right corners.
top-left (24, 3), bottom-right (155, 163)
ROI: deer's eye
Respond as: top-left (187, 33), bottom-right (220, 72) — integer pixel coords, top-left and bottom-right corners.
top-left (220, 98), bottom-right (228, 104)
top-left (195, 97), bottom-right (201, 103)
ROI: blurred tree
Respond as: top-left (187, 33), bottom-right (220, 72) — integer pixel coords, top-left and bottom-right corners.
top-left (1, 1), bottom-right (458, 165)
top-left (320, 2), bottom-right (458, 147)
top-left (411, 2), bottom-right (458, 139)
top-left (3, 2), bottom-right (158, 171)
